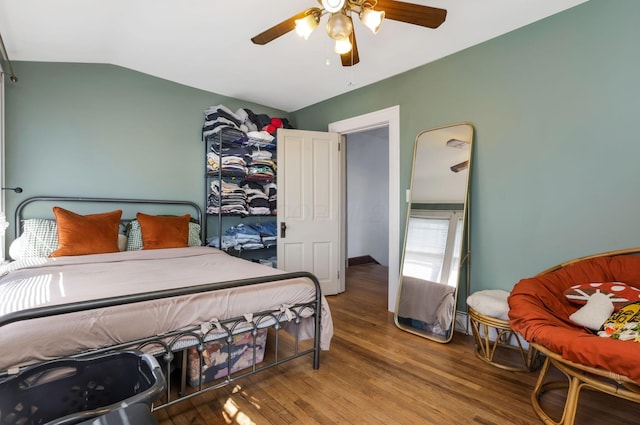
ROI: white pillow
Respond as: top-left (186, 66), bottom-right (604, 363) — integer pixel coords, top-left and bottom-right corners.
top-left (569, 292), bottom-right (614, 331)
top-left (117, 234), bottom-right (127, 252)
top-left (8, 235), bottom-right (25, 260)
top-left (467, 289), bottom-right (511, 320)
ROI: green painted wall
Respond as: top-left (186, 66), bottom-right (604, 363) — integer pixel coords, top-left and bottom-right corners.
top-left (5, 0), bottom-right (640, 298)
top-left (292, 0), bottom-right (640, 293)
top-left (4, 62), bottom-right (290, 239)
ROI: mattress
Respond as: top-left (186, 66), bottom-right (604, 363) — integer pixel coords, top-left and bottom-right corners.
top-left (0, 246), bottom-right (333, 371)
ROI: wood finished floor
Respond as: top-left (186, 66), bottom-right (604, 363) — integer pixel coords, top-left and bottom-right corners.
top-left (155, 264), bottom-right (638, 425)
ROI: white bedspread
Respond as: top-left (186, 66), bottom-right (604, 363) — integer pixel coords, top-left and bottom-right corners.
top-left (0, 247), bottom-right (333, 370)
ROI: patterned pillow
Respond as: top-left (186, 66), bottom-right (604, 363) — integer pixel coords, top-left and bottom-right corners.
top-left (11, 219), bottom-right (59, 259)
top-left (598, 302), bottom-right (640, 341)
top-left (126, 220), bottom-right (202, 251)
top-left (11, 218), bottom-right (130, 260)
top-left (564, 282), bottom-right (640, 310)
top-left (188, 223), bottom-right (203, 246)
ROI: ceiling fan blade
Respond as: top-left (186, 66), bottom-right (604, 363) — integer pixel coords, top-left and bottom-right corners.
top-left (251, 8), bottom-right (321, 45)
top-left (375, 0), bottom-right (447, 29)
top-left (341, 29), bottom-right (360, 67)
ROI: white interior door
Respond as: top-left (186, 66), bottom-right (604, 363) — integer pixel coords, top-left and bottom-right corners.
top-left (0, 69), bottom-right (6, 262)
top-left (277, 129), bottom-right (342, 295)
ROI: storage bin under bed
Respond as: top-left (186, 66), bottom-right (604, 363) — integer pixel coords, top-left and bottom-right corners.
top-left (187, 328), bottom-right (268, 386)
top-left (0, 350), bottom-right (165, 425)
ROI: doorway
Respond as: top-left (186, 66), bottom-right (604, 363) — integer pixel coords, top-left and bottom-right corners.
top-left (345, 127), bottom-right (389, 268)
top-left (329, 106), bottom-right (400, 312)
top-left (0, 69), bottom-right (6, 261)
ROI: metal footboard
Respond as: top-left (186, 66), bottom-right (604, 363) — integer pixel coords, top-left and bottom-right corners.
top-left (0, 271), bottom-right (323, 410)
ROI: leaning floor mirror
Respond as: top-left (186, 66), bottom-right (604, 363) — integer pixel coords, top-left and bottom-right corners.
top-left (394, 122), bottom-right (474, 343)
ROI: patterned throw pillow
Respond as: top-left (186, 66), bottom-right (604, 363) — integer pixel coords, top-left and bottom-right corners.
top-left (598, 302), bottom-right (640, 341)
top-left (126, 220), bottom-right (202, 250)
top-left (187, 223), bottom-right (203, 246)
top-left (11, 219), bottom-right (59, 259)
top-left (564, 282), bottom-right (640, 311)
top-left (11, 218), bottom-right (129, 260)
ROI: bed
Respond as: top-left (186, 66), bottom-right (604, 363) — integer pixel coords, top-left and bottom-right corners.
top-left (0, 196), bottom-right (333, 415)
top-left (508, 248), bottom-right (640, 425)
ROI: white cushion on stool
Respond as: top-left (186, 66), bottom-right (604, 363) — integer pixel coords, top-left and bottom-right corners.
top-left (467, 289), bottom-right (511, 321)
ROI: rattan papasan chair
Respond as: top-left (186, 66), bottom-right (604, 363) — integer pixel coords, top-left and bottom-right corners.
top-left (508, 248), bottom-right (640, 425)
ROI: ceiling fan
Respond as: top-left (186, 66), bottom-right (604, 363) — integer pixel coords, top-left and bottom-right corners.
top-left (251, 0), bottom-right (447, 67)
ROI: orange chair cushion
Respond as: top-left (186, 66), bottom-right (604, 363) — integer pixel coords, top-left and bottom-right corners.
top-left (509, 255), bottom-right (640, 382)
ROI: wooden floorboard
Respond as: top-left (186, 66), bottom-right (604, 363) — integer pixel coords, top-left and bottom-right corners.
top-left (155, 264), bottom-right (638, 424)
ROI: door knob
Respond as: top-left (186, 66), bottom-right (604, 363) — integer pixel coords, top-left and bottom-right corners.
top-left (280, 222), bottom-right (287, 238)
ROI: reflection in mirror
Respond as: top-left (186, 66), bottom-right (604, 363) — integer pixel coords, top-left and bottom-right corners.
top-left (394, 123), bottom-right (474, 343)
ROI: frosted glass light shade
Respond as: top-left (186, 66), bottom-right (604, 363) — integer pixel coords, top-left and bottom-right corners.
top-left (295, 14), bottom-right (319, 40)
top-left (334, 37), bottom-right (352, 54)
top-left (326, 13), bottom-right (353, 40)
top-left (360, 7), bottom-right (385, 34)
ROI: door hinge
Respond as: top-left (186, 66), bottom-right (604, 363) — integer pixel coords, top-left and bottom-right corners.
top-left (338, 142), bottom-right (341, 151)
top-left (337, 270), bottom-right (340, 279)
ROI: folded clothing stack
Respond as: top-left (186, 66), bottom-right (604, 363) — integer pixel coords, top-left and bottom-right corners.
top-left (207, 222), bottom-right (278, 251)
top-left (201, 104), bottom-right (294, 143)
top-left (207, 181), bottom-right (248, 216)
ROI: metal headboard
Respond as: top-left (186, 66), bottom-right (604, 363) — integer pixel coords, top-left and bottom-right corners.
top-left (14, 196), bottom-right (204, 241)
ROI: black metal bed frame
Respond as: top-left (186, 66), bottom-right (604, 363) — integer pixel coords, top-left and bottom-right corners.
top-left (14, 196), bottom-right (204, 241)
top-left (2, 196), bottom-right (323, 411)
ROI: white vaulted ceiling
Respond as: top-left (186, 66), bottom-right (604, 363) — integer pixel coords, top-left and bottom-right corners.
top-left (0, 0), bottom-right (589, 112)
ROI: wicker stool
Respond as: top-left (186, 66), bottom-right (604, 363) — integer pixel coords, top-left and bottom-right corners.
top-left (467, 290), bottom-right (538, 372)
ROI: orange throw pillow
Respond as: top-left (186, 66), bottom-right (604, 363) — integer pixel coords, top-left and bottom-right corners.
top-left (136, 213), bottom-right (190, 249)
top-left (50, 207), bottom-right (122, 257)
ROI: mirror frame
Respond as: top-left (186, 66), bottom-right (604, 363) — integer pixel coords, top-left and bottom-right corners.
top-left (394, 122), bottom-right (474, 343)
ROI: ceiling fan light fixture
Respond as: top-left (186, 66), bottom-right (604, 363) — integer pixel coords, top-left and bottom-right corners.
top-left (250, 1), bottom-right (448, 67)
top-left (295, 13), bottom-right (320, 40)
top-left (321, 0), bottom-right (346, 13)
top-left (326, 13), bottom-right (353, 40)
top-left (334, 37), bottom-right (353, 54)
top-left (360, 7), bottom-right (385, 34)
